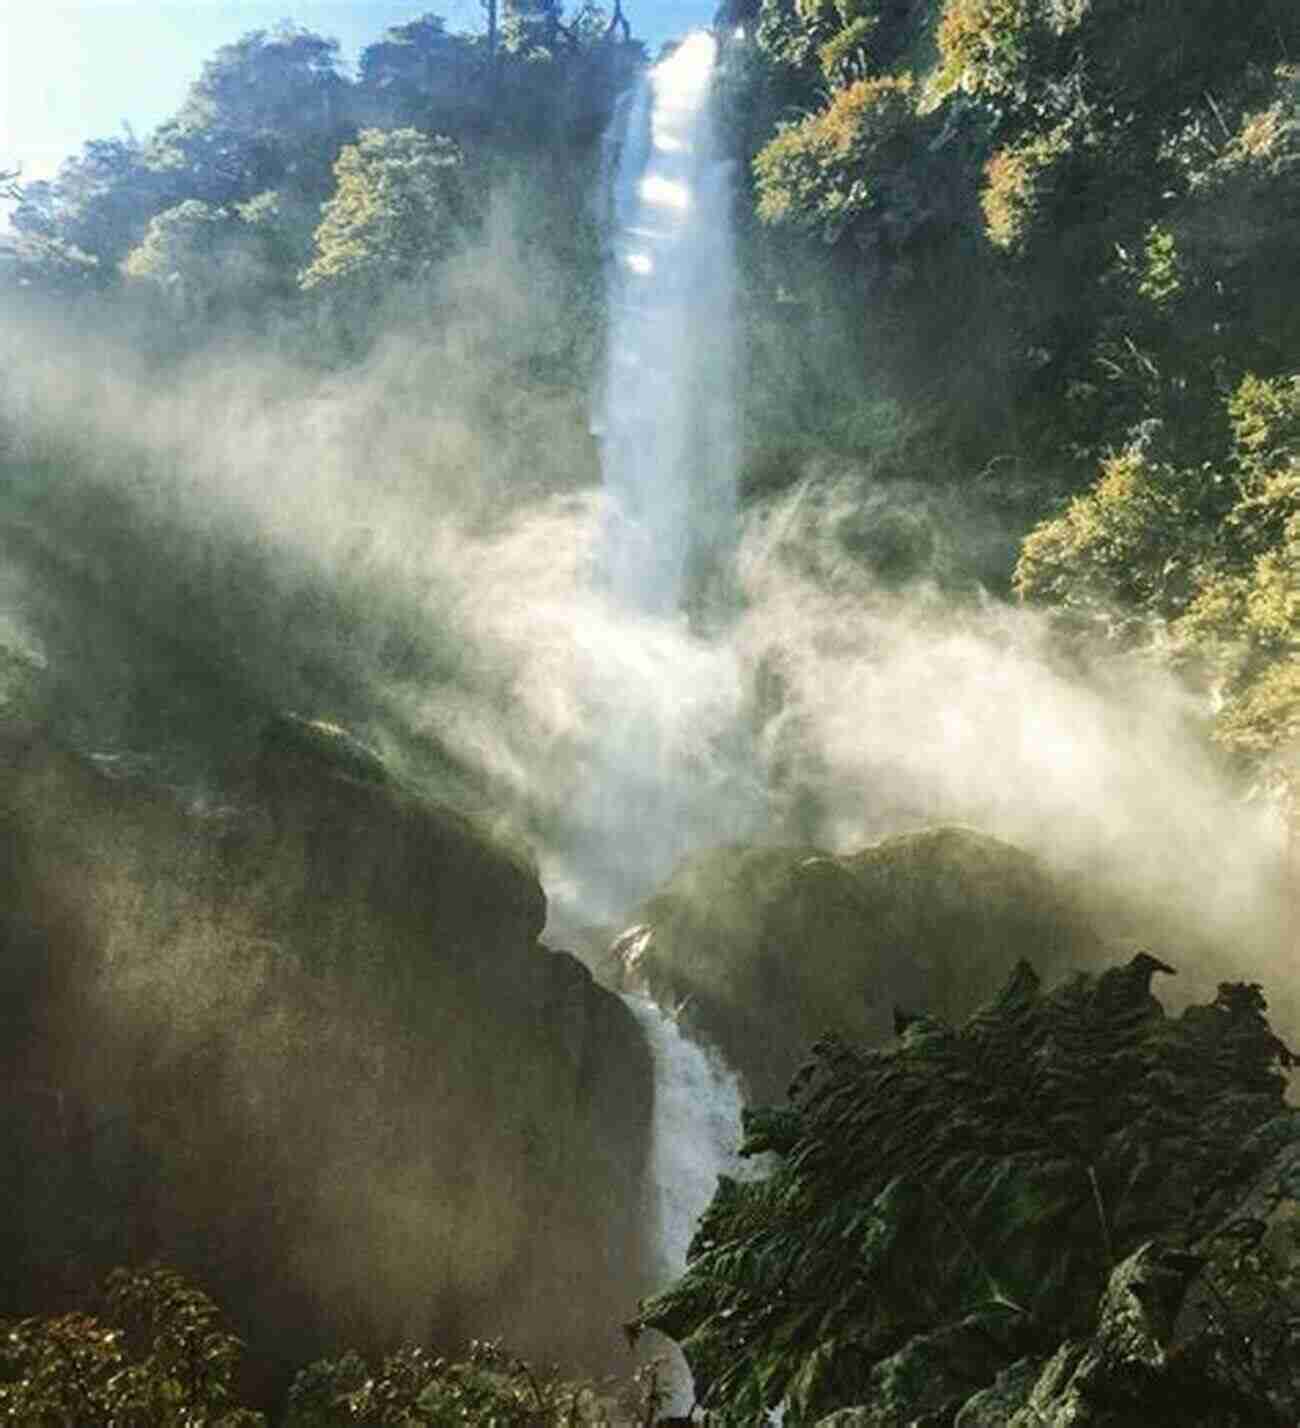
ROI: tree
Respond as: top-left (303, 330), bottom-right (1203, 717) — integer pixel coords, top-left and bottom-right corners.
top-left (358, 14), bottom-right (484, 134)
top-left (0, 169), bottom-right (101, 291)
top-left (1017, 370), bottom-right (1300, 786)
top-left (299, 128), bottom-right (467, 296)
top-left (753, 72), bottom-right (917, 240)
top-left (120, 197), bottom-right (297, 314)
top-left (504, 0), bottom-right (565, 50)
top-left (9, 136), bottom-right (179, 276)
top-left (151, 23), bottom-right (351, 207)
top-left (284, 1338), bottom-right (633, 1426)
top-left (0, 1265), bottom-right (265, 1425)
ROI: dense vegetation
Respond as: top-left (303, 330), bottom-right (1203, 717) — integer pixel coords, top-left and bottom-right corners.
top-left (0, 1265), bottom-right (671, 1425)
top-left (714, 0), bottom-right (1300, 793)
top-left (12, 956), bottom-right (1287, 1425)
top-left (4, 1), bottom-right (1300, 1423)
top-left (630, 956), bottom-right (1299, 1424)
top-left (2, 8), bottom-right (639, 363)
top-left (4, 0), bottom-right (1299, 794)
top-left (0, 5), bottom-right (643, 795)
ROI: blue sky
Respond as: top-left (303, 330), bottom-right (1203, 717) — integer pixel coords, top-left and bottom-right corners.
top-left (1, 1), bottom-right (714, 182)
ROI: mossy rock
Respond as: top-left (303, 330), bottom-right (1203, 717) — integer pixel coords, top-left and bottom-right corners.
top-left (258, 712), bottom-right (391, 788)
top-left (613, 826), bottom-right (1103, 1096)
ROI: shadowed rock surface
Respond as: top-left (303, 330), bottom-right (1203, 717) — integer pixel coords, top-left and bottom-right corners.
top-left (607, 826), bottom-right (1105, 1098)
top-left (0, 721), bottom-right (653, 1402)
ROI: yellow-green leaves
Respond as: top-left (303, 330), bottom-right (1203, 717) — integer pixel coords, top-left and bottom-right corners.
top-left (120, 198), bottom-right (282, 313)
top-left (981, 125), bottom-right (1071, 251)
top-left (1016, 444), bottom-right (1203, 615)
top-left (754, 73), bottom-right (915, 237)
top-left (1229, 373), bottom-right (1300, 474)
top-left (1019, 372), bottom-right (1300, 771)
top-left (935, 0), bottom-right (1034, 100)
top-left (300, 128), bottom-right (465, 294)
top-left (1136, 225), bottom-right (1183, 307)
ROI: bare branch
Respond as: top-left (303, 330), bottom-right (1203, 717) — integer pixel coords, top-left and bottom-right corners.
top-left (605, 0), bottom-right (630, 44)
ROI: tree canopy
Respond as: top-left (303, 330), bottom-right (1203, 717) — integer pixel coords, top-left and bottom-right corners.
top-left (299, 128), bottom-right (466, 295)
top-left (1, 7), bottom-right (641, 308)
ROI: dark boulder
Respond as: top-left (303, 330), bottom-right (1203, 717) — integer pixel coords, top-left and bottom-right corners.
top-left (0, 721), bottom-right (653, 1403)
top-left (609, 826), bottom-right (1103, 1097)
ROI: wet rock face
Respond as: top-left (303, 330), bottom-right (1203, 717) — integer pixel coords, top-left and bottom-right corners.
top-left (0, 724), bottom-right (653, 1400)
top-left (610, 826), bottom-right (1103, 1098)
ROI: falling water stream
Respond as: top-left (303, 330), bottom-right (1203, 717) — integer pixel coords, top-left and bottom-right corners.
top-left (563, 30), bottom-right (757, 928)
top-left (594, 34), bottom-right (758, 1412)
top-left (599, 32), bottom-right (738, 617)
top-left (624, 996), bottom-right (753, 1409)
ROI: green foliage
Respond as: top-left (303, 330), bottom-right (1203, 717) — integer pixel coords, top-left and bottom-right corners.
top-left (629, 957), bottom-right (1293, 1425)
top-left (1190, 1201), bottom-right (1300, 1413)
top-left (818, 15), bottom-right (879, 85)
top-left (756, 0), bottom-right (831, 77)
top-left (9, 138), bottom-right (178, 276)
top-left (1019, 371), bottom-right (1300, 772)
top-left (0, 1278), bottom-right (670, 1426)
top-left (154, 22), bottom-right (350, 206)
top-left (2, 24), bottom-right (351, 294)
top-left (933, 0), bottom-right (1035, 102)
top-left (3, 7), bottom-right (636, 327)
top-left (1229, 372), bottom-right (1300, 480)
top-left (754, 73), bottom-right (916, 238)
top-left (286, 1338), bottom-right (658, 1426)
top-left (0, 1266), bottom-right (265, 1425)
top-left (300, 128), bottom-right (467, 295)
top-left (727, 0), bottom-right (1300, 549)
top-left (1181, 488), bottom-right (1300, 762)
top-left (1137, 224), bottom-right (1184, 308)
top-left (357, 16), bottom-right (485, 136)
top-left (1015, 440), bottom-right (1220, 622)
top-left (980, 124), bottom-right (1072, 252)
top-left (120, 200), bottom-right (272, 312)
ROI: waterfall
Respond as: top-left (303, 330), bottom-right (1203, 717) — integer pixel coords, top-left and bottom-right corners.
top-left (588, 43), bottom-right (762, 1411)
top-left (598, 31), bottom-right (738, 619)
top-left (559, 31), bottom-right (755, 927)
top-left (624, 995), bottom-right (755, 1412)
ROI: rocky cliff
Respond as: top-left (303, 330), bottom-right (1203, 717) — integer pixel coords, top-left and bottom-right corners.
top-left (607, 827), bottom-right (1104, 1099)
top-left (0, 719), bottom-right (653, 1399)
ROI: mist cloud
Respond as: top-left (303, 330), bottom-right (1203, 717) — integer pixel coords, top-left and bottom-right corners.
top-left (0, 197), bottom-right (1291, 1029)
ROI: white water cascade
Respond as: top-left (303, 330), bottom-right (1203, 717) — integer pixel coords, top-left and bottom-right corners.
top-left (624, 995), bottom-right (755, 1412)
top-left (592, 37), bottom-right (761, 1413)
top-left (561, 31), bottom-right (757, 927)
top-left (598, 31), bottom-right (738, 617)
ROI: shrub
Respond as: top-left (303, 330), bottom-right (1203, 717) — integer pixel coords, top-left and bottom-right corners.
top-left (934, 0), bottom-right (1034, 100)
top-left (981, 125), bottom-right (1071, 251)
top-left (754, 73), bottom-right (915, 238)
top-left (0, 1265), bottom-right (264, 1426)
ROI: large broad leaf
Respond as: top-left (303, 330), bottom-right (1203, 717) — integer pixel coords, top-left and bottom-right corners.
top-left (629, 955), bottom-right (1293, 1424)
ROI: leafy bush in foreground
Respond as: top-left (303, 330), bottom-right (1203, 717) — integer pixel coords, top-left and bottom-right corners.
top-left (1, 1269), bottom-right (670, 1427)
top-left (286, 1339), bottom-right (668, 1426)
top-left (629, 954), bottom-right (1295, 1423)
top-left (0, 1265), bottom-right (265, 1425)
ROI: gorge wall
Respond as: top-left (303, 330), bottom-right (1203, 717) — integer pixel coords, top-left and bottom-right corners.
top-left (0, 719), bottom-right (653, 1398)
